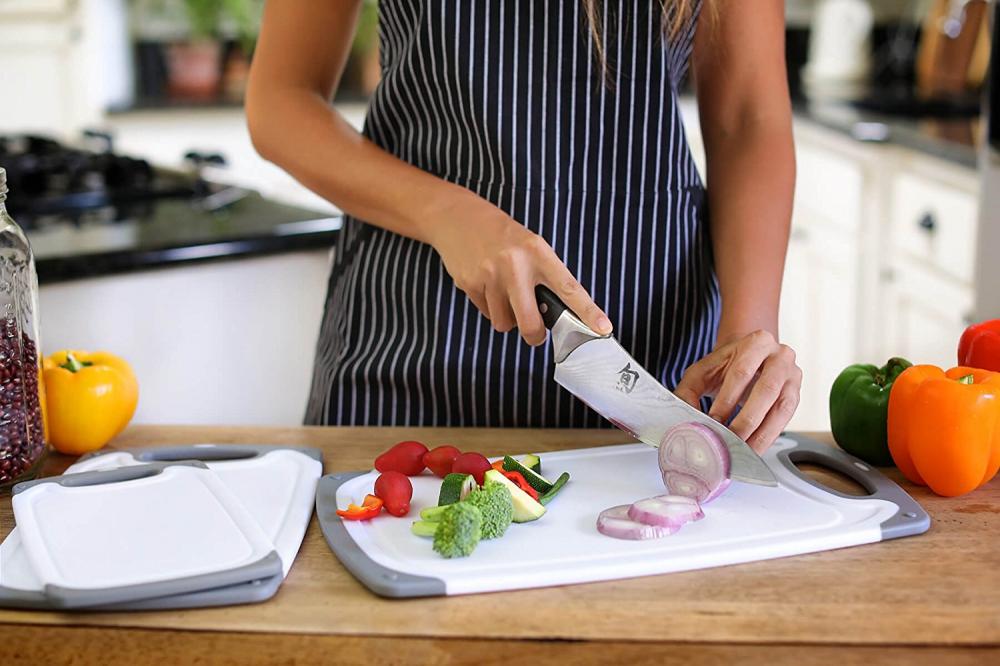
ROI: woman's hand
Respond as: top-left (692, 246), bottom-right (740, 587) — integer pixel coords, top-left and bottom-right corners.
top-left (674, 330), bottom-right (802, 453)
top-left (423, 190), bottom-right (613, 346)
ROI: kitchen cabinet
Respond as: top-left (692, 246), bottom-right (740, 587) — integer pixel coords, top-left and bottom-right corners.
top-left (682, 100), bottom-right (981, 432)
top-left (0, 0), bottom-right (105, 136)
top-left (38, 250), bottom-right (332, 426)
top-left (780, 221), bottom-right (859, 429)
top-left (881, 258), bottom-right (974, 369)
top-left (879, 155), bottom-right (979, 369)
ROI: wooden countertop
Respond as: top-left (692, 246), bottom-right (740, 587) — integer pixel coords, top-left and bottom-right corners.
top-left (2, 426), bottom-right (998, 665)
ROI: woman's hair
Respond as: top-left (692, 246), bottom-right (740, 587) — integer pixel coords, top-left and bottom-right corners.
top-left (582, 0), bottom-right (701, 70)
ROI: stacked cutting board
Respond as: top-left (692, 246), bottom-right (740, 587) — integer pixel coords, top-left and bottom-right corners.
top-left (0, 445), bottom-right (322, 610)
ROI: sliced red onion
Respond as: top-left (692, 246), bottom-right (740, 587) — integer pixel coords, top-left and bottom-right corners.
top-left (659, 422), bottom-right (731, 503)
top-left (627, 495), bottom-right (704, 528)
top-left (596, 505), bottom-right (678, 540)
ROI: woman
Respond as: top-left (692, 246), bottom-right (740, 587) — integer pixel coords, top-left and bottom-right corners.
top-left (246, 0), bottom-right (800, 451)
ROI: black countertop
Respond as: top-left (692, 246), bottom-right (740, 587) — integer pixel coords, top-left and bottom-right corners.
top-left (792, 99), bottom-right (980, 169)
top-left (28, 100), bottom-right (979, 285)
top-left (29, 192), bottom-right (340, 285)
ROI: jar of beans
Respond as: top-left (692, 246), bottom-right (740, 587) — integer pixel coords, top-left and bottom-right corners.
top-left (0, 167), bottom-right (46, 490)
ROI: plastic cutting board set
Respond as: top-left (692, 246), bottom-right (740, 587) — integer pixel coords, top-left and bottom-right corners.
top-left (0, 444), bottom-right (322, 611)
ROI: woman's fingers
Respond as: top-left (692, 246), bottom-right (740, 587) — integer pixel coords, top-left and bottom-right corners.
top-left (506, 268), bottom-right (548, 346)
top-left (728, 344), bottom-right (797, 440)
top-left (540, 254), bottom-right (612, 335)
top-left (466, 288), bottom-right (490, 321)
top-left (746, 377), bottom-right (802, 453)
top-left (674, 357), bottom-right (716, 409)
top-left (707, 331), bottom-right (775, 424)
top-left (484, 282), bottom-right (515, 333)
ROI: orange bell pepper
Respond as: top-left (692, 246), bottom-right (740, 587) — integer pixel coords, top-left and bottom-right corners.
top-left (42, 350), bottom-right (139, 455)
top-left (887, 365), bottom-right (1000, 497)
top-left (336, 494), bottom-right (383, 520)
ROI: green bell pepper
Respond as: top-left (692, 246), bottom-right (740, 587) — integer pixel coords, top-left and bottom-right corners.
top-left (829, 357), bottom-right (913, 466)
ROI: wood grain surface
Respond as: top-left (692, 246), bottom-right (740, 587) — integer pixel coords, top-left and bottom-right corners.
top-left (1, 426), bottom-right (998, 664)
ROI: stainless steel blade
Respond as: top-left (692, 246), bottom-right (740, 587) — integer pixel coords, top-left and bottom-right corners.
top-left (552, 334), bottom-right (777, 487)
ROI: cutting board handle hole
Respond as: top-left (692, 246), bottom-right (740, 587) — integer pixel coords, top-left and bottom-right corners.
top-left (791, 462), bottom-right (870, 497)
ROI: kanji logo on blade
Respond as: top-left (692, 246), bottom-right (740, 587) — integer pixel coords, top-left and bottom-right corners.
top-left (616, 363), bottom-right (639, 394)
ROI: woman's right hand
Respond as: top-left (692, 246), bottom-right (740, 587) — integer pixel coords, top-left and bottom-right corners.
top-left (423, 190), bottom-right (613, 346)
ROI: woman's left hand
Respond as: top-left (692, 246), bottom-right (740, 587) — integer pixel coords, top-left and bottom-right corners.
top-left (674, 330), bottom-right (802, 454)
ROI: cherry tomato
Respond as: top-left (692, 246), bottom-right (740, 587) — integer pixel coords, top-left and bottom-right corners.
top-left (374, 471), bottom-right (413, 517)
top-left (374, 440), bottom-right (428, 476)
top-left (423, 445), bottom-right (462, 478)
top-left (451, 452), bottom-right (492, 486)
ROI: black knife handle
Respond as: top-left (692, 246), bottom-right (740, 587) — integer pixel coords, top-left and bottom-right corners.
top-left (534, 285), bottom-right (570, 330)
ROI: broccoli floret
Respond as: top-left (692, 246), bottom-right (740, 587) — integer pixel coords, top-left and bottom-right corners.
top-left (463, 481), bottom-right (514, 539)
top-left (432, 502), bottom-right (482, 558)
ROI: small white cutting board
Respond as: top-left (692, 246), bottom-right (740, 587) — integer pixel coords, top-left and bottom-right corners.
top-left (316, 434), bottom-right (929, 597)
top-left (1, 444), bottom-right (321, 611)
top-left (11, 462), bottom-right (280, 608)
top-left (63, 445), bottom-right (323, 577)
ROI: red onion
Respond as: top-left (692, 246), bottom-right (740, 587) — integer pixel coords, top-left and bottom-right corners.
top-left (627, 495), bottom-right (704, 528)
top-left (659, 422), bottom-right (731, 503)
top-left (596, 505), bottom-right (678, 540)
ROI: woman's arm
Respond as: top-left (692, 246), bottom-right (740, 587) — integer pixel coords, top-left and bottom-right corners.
top-left (245, 0), bottom-right (611, 344)
top-left (674, 0), bottom-right (801, 451)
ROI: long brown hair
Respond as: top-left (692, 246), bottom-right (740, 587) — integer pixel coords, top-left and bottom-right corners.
top-left (582, 0), bottom-right (702, 71)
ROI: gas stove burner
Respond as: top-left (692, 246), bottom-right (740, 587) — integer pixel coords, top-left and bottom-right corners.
top-left (0, 133), bottom-right (221, 228)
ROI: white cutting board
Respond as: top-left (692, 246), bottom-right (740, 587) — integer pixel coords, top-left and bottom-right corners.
top-left (317, 434), bottom-right (929, 597)
top-left (63, 447), bottom-right (322, 577)
top-left (12, 463), bottom-right (278, 607)
top-left (1, 446), bottom-right (320, 608)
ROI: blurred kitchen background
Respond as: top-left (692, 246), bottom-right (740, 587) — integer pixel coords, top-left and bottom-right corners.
top-left (0, 0), bottom-right (995, 430)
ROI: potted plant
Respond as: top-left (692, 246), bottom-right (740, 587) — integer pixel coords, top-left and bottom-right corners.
top-left (163, 0), bottom-right (258, 101)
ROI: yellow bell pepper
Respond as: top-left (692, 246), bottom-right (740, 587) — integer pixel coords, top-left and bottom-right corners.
top-left (42, 350), bottom-right (139, 455)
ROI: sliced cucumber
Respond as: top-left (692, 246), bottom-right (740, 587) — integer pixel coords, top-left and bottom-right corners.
top-left (410, 520), bottom-right (439, 538)
top-left (502, 455), bottom-right (553, 494)
top-left (538, 472), bottom-right (570, 505)
top-left (483, 469), bottom-right (546, 523)
top-left (438, 473), bottom-right (476, 506)
top-left (420, 505), bottom-right (451, 522)
top-left (519, 454), bottom-right (542, 475)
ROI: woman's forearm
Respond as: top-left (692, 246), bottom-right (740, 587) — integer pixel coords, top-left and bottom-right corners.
top-left (704, 121), bottom-right (794, 345)
top-left (245, 87), bottom-right (473, 245)
top-left (244, 0), bottom-right (473, 246)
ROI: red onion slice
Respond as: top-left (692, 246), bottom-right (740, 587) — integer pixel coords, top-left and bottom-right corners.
top-left (627, 495), bottom-right (704, 528)
top-left (596, 505), bottom-right (678, 540)
top-left (659, 422), bottom-right (732, 503)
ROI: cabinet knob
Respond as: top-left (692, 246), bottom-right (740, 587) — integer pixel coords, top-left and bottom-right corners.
top-left (880, 267), bottom-right (896, 283)
top-left (917, 212), bottom-right (937, 233)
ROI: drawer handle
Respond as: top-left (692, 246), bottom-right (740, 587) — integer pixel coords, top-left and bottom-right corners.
top-left (917, 212), bottom-right (937, 233)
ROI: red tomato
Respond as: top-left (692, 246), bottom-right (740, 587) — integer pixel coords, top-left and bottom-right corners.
top-left (451, 452), bottom-right (492, 486)
top-left (422, 445), bottom-right (462, 478)
top-left (374, 440), bottom-right (428, 476)
top-left (374, 471), bottom-right (413, 517)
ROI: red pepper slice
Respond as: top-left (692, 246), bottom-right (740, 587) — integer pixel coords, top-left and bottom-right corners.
top-left (491, 460), bottom-right (505, 472)
top-left (336, 494), bottom-right (384, 520)
top-left (502, 470), bottom-right (540, 500)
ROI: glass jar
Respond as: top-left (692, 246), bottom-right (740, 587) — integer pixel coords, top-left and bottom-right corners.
top-left (0, 167), bottom-right (47, 490)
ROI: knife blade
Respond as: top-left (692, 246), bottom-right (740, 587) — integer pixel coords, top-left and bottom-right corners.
top-left (535, 286), bottom-right (777, 487)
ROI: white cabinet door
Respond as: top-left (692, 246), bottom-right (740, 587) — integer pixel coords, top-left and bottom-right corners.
top-left (780, 218), bottom-right (858, 432)
top-left (38, 250), bottom-right (333, 426)
top-left (881, 261), bottom-right (973, 370)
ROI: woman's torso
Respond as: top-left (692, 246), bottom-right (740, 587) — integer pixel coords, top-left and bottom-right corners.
top-left (306, 0), bottom-right (720, 427)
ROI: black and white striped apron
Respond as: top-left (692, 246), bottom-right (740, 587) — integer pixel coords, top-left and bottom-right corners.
top-left (305, 0), bottom-right (720, 427)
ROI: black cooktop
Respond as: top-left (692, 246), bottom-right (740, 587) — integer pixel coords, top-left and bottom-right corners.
top-left (0, 134), bottom-right (340, 283)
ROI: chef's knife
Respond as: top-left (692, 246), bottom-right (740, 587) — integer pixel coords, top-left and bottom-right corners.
top-left (535, 285), bottom-right (777, 486)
